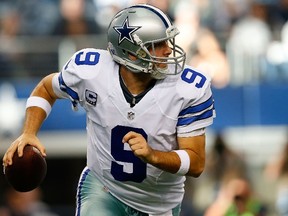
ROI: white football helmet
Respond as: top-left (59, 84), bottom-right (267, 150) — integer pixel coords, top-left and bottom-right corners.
top-left (107, 4), bottom-right (186, 79)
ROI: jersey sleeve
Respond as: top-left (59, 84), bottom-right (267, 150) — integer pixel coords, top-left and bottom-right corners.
top-left (176, 67), bottom-right (216, 136)
top-left (52, 48), bottom-right (101, 110)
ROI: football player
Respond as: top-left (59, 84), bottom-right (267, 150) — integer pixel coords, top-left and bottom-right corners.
top-left (3, 4), bottom-right (215, 216)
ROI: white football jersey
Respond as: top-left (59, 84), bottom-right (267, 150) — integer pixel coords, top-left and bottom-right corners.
top-left (52, 48), bottom-right (215, 214)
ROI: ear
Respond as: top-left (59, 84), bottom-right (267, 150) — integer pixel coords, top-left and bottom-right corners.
top-left (128, 53), bottom-right (137, 61)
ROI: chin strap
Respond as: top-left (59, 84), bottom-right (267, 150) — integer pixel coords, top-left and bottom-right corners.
top-left (108, 45), bottom-right (150, 72)
top-left (111, 53), bottom-right (148, 72)
top-left (112, 53), bottom-right (167, 79)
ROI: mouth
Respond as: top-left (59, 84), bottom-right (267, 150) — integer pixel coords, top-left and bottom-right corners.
top-left (155, 58), bottom-right (169, 68)
top-left (156, 62), bottom-right (168, 69)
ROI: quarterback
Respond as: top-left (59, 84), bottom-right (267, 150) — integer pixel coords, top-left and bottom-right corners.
top-left (3, 4), bottom-right (215, 216)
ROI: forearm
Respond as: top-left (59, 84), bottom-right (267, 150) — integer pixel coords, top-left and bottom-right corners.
top-left (149, 148), bottom-right (205, 177)
top-left (22, 107), bottom-right (47, 135)
top-left (124, 132), bottom-right (206, 177)
top-left (147, 150), bottom-right (181, 174)
top-left (23, 74), bottom-right (58, 135)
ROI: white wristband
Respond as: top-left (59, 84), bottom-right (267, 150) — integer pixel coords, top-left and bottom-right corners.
top-left (174, 150), bottom-right (190, 176)
top-left (26, 96), bottom-right (52, 118)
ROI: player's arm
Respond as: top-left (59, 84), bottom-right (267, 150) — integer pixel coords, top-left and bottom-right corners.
top-left (174, 134), bottom-right (206, 177)
top-left (123, 132), bottom-right (206, 177)
top-left (3, 73), bottom-right (59, 166)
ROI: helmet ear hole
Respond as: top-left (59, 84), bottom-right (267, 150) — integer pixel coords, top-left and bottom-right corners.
top-left (137, 49), bottom-right (147, 58)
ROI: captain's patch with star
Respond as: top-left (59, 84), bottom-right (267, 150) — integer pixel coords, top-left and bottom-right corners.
top-left (113, 17), bottom-right (141, 44)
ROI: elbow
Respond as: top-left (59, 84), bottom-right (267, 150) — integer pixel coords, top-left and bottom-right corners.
top-left (190, 165), bottom-right (204, 178)
top-left (188, 160), bottom-right (205, 178)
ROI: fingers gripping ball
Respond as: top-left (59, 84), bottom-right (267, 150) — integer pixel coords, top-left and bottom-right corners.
top-left (4, 145), bottom-right (47, 192)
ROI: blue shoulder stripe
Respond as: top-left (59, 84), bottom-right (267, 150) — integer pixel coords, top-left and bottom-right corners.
top-left (177, 109), bottom-right (214, 126)
top-left (179, 96), bottom-right (214, 116)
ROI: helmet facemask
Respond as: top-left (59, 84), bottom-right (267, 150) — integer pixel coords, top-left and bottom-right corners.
top-left (135, 29), bottom-right (186, 79)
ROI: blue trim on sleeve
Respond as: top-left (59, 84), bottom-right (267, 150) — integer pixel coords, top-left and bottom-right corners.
top-left (177, 109), bottom-right (214, 126)
top-left (179, 96), bottom-right (214, 116)
top-left (58, 72), bottom-right (79, 107)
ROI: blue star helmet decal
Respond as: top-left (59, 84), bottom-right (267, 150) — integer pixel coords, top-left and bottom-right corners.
top-left (113, 17), bottom-right (141, 44)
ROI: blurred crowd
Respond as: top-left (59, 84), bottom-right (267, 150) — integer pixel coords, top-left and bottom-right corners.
top-left (1, 0), bottom-right (288, 86)
top-left (0, 187), bottom-right (58, 216)
top-left (181, 132), bottom-right (288, 216)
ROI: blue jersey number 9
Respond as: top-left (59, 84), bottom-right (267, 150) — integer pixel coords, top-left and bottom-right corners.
top-left (75, 51), bottom-right (100, 65)
top-left (181, 68), bottom-right (207, 88)
top-left (111, 125), bottom-right (147, 183)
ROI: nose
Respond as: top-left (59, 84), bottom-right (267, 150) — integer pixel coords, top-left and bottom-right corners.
top-left (164, 43), bottom-right (172, 56)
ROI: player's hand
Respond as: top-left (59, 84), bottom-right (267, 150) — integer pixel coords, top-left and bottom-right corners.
top-left (2, 133), bottom-right (46, 167)
top-left (122, 131), bottom-right (154, 163)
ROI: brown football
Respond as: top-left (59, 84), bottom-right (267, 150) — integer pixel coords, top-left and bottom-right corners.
top-left (4, 145), bottom-right (47, 192)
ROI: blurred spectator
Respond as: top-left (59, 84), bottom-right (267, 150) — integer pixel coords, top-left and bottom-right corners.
top-left (204, 177), bottom-right (267, 216)
top-left (189, 133), bottom-right (248, 212)
top-left (93, 0), bottom-right (130, 31)
top-left (264, 43), bottom-right (288, 82)
top-left (0, 187), bottom-right (58, 216)
top-left (268, 0), bottom-right (288, 32)
top-left (264, 141), bottom-right (288, 216)
top-left (0, 3), bottom-right (25, 78)
top-left (0, 83), bottom-right (25, 138)
top-left (226, 1), bottom-right (272, 85)
top-left (274, 19), bottom-right (288, 80)
top-left (129, 0), bottom-right (174, 21)
top-left (255, 1), bottom-right (288, 82)
top-left (0, 6), bottom-right (21, 38)
top-left (52, 0), bottom-right (102, 36)
top-left (189, 28), bottom-right (230, 88)
top-left (197, 0), bottom-right (250, 46)
top-left (275, 143), bottom-right (288, 216)
top-left (16, 0), bottom-right (59, 36)
top-left (173, 0), bottom-right (200, 54)
top-left (205, 133), bottom-right (248, 191)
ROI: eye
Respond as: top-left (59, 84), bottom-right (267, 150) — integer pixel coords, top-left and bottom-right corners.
top-left (153, 41), bottom-right (167, 49)
top-left (147, 41), bottom-right (168, 52)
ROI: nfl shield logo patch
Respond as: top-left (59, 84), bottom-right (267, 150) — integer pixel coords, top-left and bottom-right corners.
top-left (127, 111), bottom-right (135, 120)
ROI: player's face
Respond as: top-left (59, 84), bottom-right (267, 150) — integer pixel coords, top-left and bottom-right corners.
top-left (149, 41), bottom-right (172, 69)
